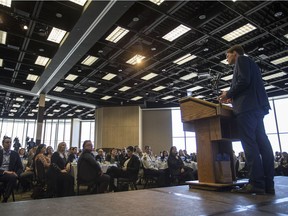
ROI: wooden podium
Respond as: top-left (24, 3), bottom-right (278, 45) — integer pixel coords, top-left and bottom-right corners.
top-left (179, 97), bottom-right (245, 190)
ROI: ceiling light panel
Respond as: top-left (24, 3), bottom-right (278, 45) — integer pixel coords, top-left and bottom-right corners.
top-left (141, 72), bottom-right (158, 80)
top-left (284, 34), bottom-right (288, 39)
top-left (53, 86), bottom-right (65, 92)
top-left (119, 86), bottom-right (131, 92)
top-left (262, 72), bottom-right (286, 80)
top-left (8, 113), bottom-right (14, 116)
top-left (102, 73), bottom-right (116, 80)
top-left (28, 113), bottom-right (34, 116)
top-left (149, 0), bottom-right (165, 5)
top-left (173, 54), bottom-right (197, 65)
top-left (126, 54), bottom-right (146, 65)
top-left (47, 27), bottom-right (67, 44)
top-left (47, 113), bottom-right (54, 117)
top-left (81, 55), bottom-right (98, 66)
top-left (152, 86), bottom-right (166, 91)
top-left (131, 96), bottom-right (142, 101)
top-left (186, 86), bottom-right (203, 92)
top-left (0, 58), bottom-right (3, 67)
top-left (221, 87), bottom-right (230, 91)
top-left (85, 87), bottom-right (97, 93)
top-left (0, 30), bottom-right (7, 44)
top-left (195, 95), bottom-right (205, 99)
top-left (264, 85), bottom-right (275, 90)
top-left (35, 56), bottom-right (50, 66)
top-left (53, 109), bottom-right (61, 113)
top-left (270, 56), bottom-right (288, 65)
top-left (67, 113), bottom-right (74, 117)
top-left (65, 74), bottom-right (78, 81)
top-left (12, 104), bottom-right (20, 108)
top-left (180, 72), bottom-right (198, 80)
top-left (32, 109), bottom-right (38, 112)
top-left (15, 97), bottom-right (24, 102)
top-left (162, 24), bottom-right (191, 42)
top-left (26, 74), bottom-right (39, 82)
top-left (75, 109), bottom-right (82, 113)
top-left (221, 74), bottom-right (233, 81)
top-left (0, 0), bottom-right (11, 7)
top-left (10, 109), bottom-right (17, 113)
top-left (222, 23), bottom-right (257, 42)
top-left (60, 104), bottom-right (69, 108)
top-left (105, 26), bottom-right (129, 43)
top-left (101, 96), bottom-right (112, 100)
top-left (68, 0), bottom-right (87, 6)
top-left (220, 59), bottom-right (229, 65)
top-left (162, 95), bottom-right (175, 100)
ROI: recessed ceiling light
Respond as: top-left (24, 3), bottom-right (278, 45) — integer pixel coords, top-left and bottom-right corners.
top-left (75, 109), bottom-right (82, 113)
top-left (258, 47), bottom-right (264, 51)
top-left (222, 23), bottom-right (257, 42)
top-left (126, 54), bottom-right (146, 65)
top-left (149, 0), bottom-right (165, 5)
top-left (45, 98), bottom-right (51, 102)
top-left (23, 25), bottom-right (28, 30)
top-left (60, 104), bottom-right (69, 108)
top-left (35, 56), bottom-right (50, 66)
top-left (101, 96), bottom-right (112, 100)
top-left (262, 72), bottom-right (286, 80)
top-left (68, 0), bottom-right (87, 6)
top-left (22, 82), bottom-right (26, 85)
top-left (133, 17), bottom-right (139, 22)
top-left (151, 47), bottom-right (156, 51)
top-left (180, 72), bottom-right (198, 80)
top-left (65, 74), bottom-right (78, 81)
top-left (274, 11), bottom-right (283, 17)
top-left (8, 113), bottom-right (14, 116)
top-left (270, 56), bottom-right (288, 65)
top-left (0, 30), bottom-right (7, 45)
top-left (186, 86), bottom-right (203, 92)
top-left (56, 13), bottom-right (62, 18)
top-left (131, 96), bottom-right (143, 101)
top-left (199, 15), bottom-right (206, 20)
top-left (85, 87), bottom-right (97, 93)
top-left (141, 73), bottom-right (158, 80)
top-left (28, 113), bottom-right (34, 116)
top-left (173, 54), bottom-right (197, 65)
top-left (134, 82), bottom-right (138, 85)
top-left (47, 113), bottom-right (54, 117)
top-left (12, 104), bottom-right (20, 108)
top-left (119, 86), bottom-right (131, 92)
top-left (53, 86), bottom-right (65, 92)
top-left (264, 85), bottom-right (275, 90)
top-left (284, 33), bottom-right (288, 39)
top-left (162, 24), bottom-right (191, 42)
top-left (221, 87), bottom-right (230, 91)
top-left (203, 48), bottom-right (209, 52)
top-left (32, 109), bottom-right (38, 113)
top-left (98, 50), bottom-right (103, 53)
top-left (105, 26), bottom-right (129, 43)
top-left (47, 27), bottom-right (67, 44)
top-left (81, 55), bottom-right (98, 66)
top-left (26, 74), bottom-right (39, 82)
top-left (152, 86), bottom-right (166, 91)
top-left (102, 73), bottom-right (116, 80)
top-left (162, 95), bottom-right (174, 100)
top-left (0, 0), bottom-right (11, 7)
top-left (39, 48), bottom-right (45, 52)
top-left (53, 109), bottom-right (61, 113)
top-left (15, 97), bottom-right (24, 102)
top-left (195, 95), bottom-right (205, 99)
top-left (220, 59), bottom-right (229, 65)
top-left (221, 74), bottom-right (233, 81)
top-left (67, 113), bottom-right (74, 117)
top-left (0, 58), bottom-right (3, 67)
top-left (10, 109), bottom-right (17, 113)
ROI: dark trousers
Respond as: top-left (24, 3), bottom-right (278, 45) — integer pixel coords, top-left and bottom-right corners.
top-left (95, 174), bottom-right (110, 193)
top-left (145, 169), bottom-right (170, 187)
top-left (106, 166), bottom-right (132, 191)
top-left (0, 173), bottom-right (17, 201)
top-left (236, 110), bottom-right (274, 189)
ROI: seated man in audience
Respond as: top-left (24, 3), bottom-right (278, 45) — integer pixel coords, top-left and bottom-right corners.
top-left (142, 145), bottom-right (169, 187)
top-left (77, 140), bottom-right (110, 193)
top-left (118, 147), bottom-right (128, 167)
top-left (106, 146), bottom-right (140, 191)
top-left (0, 137), bottom-right (23, 202)
top-left (95, 149), bottom-right (105, 163)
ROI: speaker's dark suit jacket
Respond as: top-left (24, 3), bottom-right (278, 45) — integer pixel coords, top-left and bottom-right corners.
top-left (0, 149), bottom-right (23, 176)
top-left (226, 55), bottom-right (270, 115)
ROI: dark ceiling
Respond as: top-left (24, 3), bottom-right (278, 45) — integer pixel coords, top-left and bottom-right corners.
top-left (0, 0), bottom-right (288, 119)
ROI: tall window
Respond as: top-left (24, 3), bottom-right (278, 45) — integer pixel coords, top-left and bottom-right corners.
top-left (171, 109), bottom-right (196, 154)
top-left (80, 120), bottom-right (95, 145)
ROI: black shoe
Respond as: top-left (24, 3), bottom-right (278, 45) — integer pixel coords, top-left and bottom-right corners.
top-left (231, 184), bottom-right (265, 195)
top-left (2, 197), bottom-right (8, 203)
top-left (265, 188), bottom-right (275, 195)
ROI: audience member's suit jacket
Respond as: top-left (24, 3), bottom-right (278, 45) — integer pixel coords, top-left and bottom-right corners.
top-left (168, 154), bottom-right (184, 176)
top-left (125, 154), bottom-right (140, 179)
top-left (77, 150), bottom-right (102, 182)
top-left (0, 149), bottom-right (23, 176)
top-left (227, 55), bottom-right (270, 115)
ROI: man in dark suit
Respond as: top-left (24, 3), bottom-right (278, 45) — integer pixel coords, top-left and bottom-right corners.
top-left (106, 146), bottom-right (140, 191)
top-left (77, 140), bottom-right (110, 193)
top-left (0, 137), bottom-right (23, 202)
top-left (218, 45), bottom-right (274, 195)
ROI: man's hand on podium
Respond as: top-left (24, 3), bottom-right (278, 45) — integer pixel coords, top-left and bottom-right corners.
top-left (218, 91), bottom-right (232, 104)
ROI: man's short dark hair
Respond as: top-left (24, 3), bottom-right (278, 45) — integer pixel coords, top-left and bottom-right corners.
top-left (82, 140), bottom-right (91, 149)
top-left (127, 146), bottom-right (134, 152)
top-left (227, 45), bottom-right (245, 56)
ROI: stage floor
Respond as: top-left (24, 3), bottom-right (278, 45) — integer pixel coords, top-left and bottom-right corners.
top-left (1, 176), bottom-right (288, 216)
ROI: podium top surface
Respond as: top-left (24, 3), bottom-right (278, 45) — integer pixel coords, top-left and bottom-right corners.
top-left (179, 97), bottom-right (233, 122)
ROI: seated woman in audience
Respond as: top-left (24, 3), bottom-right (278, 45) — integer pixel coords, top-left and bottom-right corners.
top-left (106, 146), bottom-right (140, 191)
top-left (161, 150), bottom-right (169, 162)
top-left (44, 146), bottom-right (54, 158)
top-left (47, 142), bottom-right (74, 197)
top-left (168, 146), bottom-right (195, 182)
top-left (33, 144), bottom-right (50, 172)
top-left (105, 148), bottom-right (119, 164)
